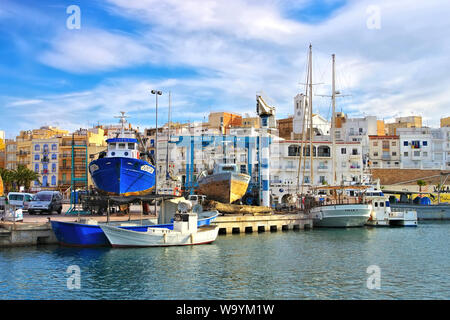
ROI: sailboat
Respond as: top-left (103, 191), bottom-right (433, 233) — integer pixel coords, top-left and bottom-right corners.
top-left (298, 46), bottom-right (372, 227)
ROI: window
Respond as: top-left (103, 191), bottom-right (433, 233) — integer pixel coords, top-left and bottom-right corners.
top-left (240, 165), bottom-right (246, 173)
top-left (52, 163), bottom-right (57, 172)
top-left (341, 148), bottom-right (346, 154)
top-left (118, 143), bottom-right (126, 149)
top-left (51, 176), bottom-right (56, 186)
top-left (128, 143), bottom-right (135, 149)
top-left (52, 154), bottom-right (57, 160)
top-left (392, 152), bottom-right (397, 156)
top-left (352, 149), bottom-right (358, 155)
top-left (288, 145), bottom-right (300, 156)
top-left (34, 164), bottom-right (39, 172)
top-left (373, 142), bottom-right (378, 147)
top-left (319, 176), bottom-right (326, 183)
top-left (359, 128), bottom-right (363, 134)
top-left (317, 146), bottom-right (330, 157)
top-left (423, 141), bottom-right (428, 146)
top-left (34, 154), bottom-right (40, 160)
top-left (414, 151), bottom-right (420, 156)
top-left (423, 152), bottom-right (428, 157)
top-left (403, 141), bottom-right (408, 146)
top-left (392, 141), bottom-right (397, 146)
top-left (382, 141), bottom-right (389, 149)
top-left (373, 152), bottom-right (378, 157)
top-left (52, 144), bottom-right (57, 150)
top-left (404, 152), bottom-right (408, 157)
top-left (35, 144), bottom-right (40, 151)
top-left (110, 143), bottom-right (116, 148)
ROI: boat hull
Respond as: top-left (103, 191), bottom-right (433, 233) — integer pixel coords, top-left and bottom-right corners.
top-left (101, 225), bottom-right (219, 247)
top-left (197, 172), bottom-right (250, 203)
top-left (89, 157), bottom-right (155, 196)
top-left (50, 213), bottom-right (219, 247)
top-left (311, 204), bottom-right (372, 227)
top-left (390, 203), bottom-right (450, 220)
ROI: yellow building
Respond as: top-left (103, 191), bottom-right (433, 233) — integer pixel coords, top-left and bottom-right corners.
top-left (15, 126), bottom-right (69, 170)
top-left (440, 116), bottom-right (450, 127)
top-left (5, 139), bottom-right (16, 170)
top-left (386, 116), bottom-right (422, 135)
top-left (58, 128), bottom-right (106, 191)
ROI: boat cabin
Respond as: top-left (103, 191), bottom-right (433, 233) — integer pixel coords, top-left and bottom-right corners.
top-left (214, 163), bottom-right (238, 174)
top-left (106, 138), bottom-right (139, 159)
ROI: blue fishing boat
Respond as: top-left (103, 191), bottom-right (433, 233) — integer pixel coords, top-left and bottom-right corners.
top-left (89, 112), bottom-right (156, 196)
top-left (50, 211), bottom-right (219, 247)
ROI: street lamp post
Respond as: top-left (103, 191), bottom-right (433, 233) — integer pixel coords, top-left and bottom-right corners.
top-left (151, 89), bottom-right (162, 215)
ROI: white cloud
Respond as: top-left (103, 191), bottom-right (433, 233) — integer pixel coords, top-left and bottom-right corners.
top-left (39, 28), bottom-right (155, 73)
top-left (4, 0), bottom-right (450, 136)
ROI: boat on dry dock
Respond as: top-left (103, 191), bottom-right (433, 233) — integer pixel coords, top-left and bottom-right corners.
top-left (197, 163), bottom-right (250, 204)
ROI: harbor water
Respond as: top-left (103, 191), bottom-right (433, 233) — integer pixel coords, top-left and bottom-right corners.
top-left (0, 222), bottom-right (449, 300)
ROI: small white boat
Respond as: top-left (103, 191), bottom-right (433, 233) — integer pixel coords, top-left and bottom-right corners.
top-left (101, 211), bottom-right (219, 247)
top-left (363, 188), bottom-right (418, 227)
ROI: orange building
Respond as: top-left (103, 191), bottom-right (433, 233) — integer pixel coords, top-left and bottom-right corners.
top-left (208, 112), bottom-right (242, 134)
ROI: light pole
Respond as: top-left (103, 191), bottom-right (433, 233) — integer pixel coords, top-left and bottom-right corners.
top-left (151, 89), bottom-right (162, 216)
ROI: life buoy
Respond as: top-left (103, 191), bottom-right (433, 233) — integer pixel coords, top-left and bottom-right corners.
top-left (173, 187), bottom-right (182, 196)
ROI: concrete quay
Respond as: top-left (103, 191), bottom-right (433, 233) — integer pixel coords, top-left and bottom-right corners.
top-left (215, 212), bottom-right (313, 234)
top-left (0, 207), bottom-right (313, 247)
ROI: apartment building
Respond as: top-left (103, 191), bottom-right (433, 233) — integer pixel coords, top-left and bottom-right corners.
top-left (368, 135), bottom-right (400, 169)
top-left (31, 138), bottom-right (60, 190)
top-left (386, 116), bottom-right (422, 135)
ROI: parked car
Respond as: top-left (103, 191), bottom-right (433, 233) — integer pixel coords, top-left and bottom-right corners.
top-left (28, 191), bottom-right (63, 215)
top-left (7, 192), bottom-right (34, 211)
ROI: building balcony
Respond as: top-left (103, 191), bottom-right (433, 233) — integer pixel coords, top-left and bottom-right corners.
top-left (317, 166), bottom-right (329, 171)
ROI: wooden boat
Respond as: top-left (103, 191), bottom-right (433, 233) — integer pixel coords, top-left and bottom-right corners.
top-left (197, 163), bottom-right (250, 203)
top-left (100, 212), bottom-right (219, 247)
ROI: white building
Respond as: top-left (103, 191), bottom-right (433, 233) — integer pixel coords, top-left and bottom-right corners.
top-left (397, 127), bottom-right (444, 169)
top-left (270, 139), bottom-right (363, 204)
top-left (293, 94), bottom-right (331, 136)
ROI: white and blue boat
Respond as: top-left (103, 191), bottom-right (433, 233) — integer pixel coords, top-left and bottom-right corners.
top-left (89, 112), bottom-right (156, 196)
top-left (50, 211), bottom-right (219, 247)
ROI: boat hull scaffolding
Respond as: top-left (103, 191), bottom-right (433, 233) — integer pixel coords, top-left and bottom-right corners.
top-left (197, 172), bottom-right (250, 203)
top-left (89, 157), bottom-right (155, 196)
top-left (311, 204), bottom-right (372, 227)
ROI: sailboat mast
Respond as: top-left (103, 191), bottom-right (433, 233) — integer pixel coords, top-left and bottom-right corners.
top-left (166, 91), bottom-right (171, 180)
top-left (308, 44), bottom-right (314, 186)
top-left (331, 54), bottom-right (336, 185)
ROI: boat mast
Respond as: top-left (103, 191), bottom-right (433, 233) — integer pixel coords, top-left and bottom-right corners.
top-left (165, 91), bottom-right (171, 180)
top-left (308, 44), bottom-right (314, 187)
top-left (331, 54), bottom-right (336, 185)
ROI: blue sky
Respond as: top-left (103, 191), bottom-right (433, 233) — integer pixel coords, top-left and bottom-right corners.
top-left (1, 0), bottom-right (449, 138)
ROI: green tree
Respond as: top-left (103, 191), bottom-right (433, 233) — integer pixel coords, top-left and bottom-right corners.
top-left (416, 179), bottom-right (427, 194)
top-left (13, 165), bottom-right (40, 192)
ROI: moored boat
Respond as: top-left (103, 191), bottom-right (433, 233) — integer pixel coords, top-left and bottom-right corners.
top-left (310, 203), bottom-right (372, 227)
top-left (50, 211), bottom-right (219, 247)
top-left (101, 212), bottom-right (219, 247)
top-left (197, 163), bottom-right (250, 203)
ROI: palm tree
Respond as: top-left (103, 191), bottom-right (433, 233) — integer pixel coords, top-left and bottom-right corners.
top-left (0, 168), bottom-right (16, 193)
top-left (14, 165), bottom-right (40, 192)
top-left (417, 179), bottom-right (427, 194)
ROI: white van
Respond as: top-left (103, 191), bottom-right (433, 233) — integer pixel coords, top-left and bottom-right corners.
top-left (7, 192), bottom-right (34, 211)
